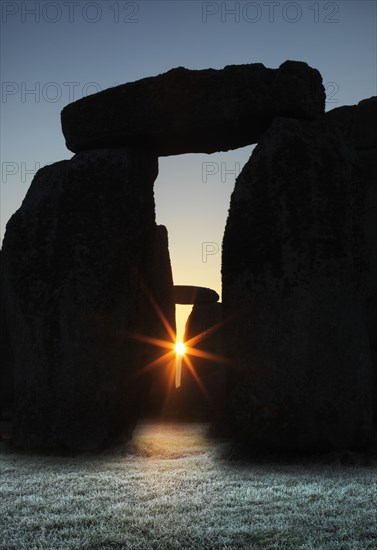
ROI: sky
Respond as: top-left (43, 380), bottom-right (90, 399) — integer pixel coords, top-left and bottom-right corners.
top-left (1, 0), bottom-right (376, 341)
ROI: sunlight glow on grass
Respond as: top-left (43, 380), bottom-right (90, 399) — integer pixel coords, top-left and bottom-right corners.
top-left (1, 423), bottom-right (376, 549)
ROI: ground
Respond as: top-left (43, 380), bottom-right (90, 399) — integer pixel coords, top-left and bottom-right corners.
top-left (0, 422), bottom-right (376, 549)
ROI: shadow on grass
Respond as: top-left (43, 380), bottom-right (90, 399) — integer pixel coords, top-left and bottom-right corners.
top-left (215, 439), bottom-right (377, 468)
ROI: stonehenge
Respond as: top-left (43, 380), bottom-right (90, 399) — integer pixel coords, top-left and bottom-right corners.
top-left (1, 59), bottom-right (375, 451)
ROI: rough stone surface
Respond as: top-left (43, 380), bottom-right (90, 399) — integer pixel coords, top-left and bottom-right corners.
top-left (359, 150), bottom-right (377, 350)
top-left (173, 285), bottom-right (219, 304)
top-left (325, 105), bottom-right (356, 142)
top-left (360, 149), bottom-right (377, 426)
top-left (0, 148), bottom-right (175, 450)
top-left (222, 117), bottom-right (373, 451)
top-left (327, 97), bottom-right (377, 427)
top-left (61, 61), bottom-right (325, 156)
top-left (326, 96), bottom-right (377, 150)
top-left (353, 97), bottom-right (377, 149)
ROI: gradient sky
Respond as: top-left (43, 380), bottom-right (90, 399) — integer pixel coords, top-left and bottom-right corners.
top-left (1, 0), bottom-right (376, 339)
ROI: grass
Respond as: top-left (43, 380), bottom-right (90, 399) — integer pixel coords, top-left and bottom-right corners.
top-left (0, 422), bottom-right (376, 549)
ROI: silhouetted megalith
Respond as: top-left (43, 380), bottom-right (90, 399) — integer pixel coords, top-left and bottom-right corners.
top-left (327, 96), bottom-right (377, 427)
top-left (222, 117), bottom-right (373, 451)
top-left (164, 302), bottom-right (225, 420)
top-left (2, 59), bottom-right (373, 453)
top-left (181, 302), bottom-right (225, 420)
top-left (360, 148), bottom-right (377, 427)
top-left (61, 61), bottom-right (325, 156)
top-left (0, 148), bottom-right (175, 450)
top-left (326, 96), bottom-right (377, 150)
top-left (173, 285), bottom-right (219, 304)
top-left (0, 258), bottom-right (13, 419)
top-left (140, 225), bottom-right (176, 417)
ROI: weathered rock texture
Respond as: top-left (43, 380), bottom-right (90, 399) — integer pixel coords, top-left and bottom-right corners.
top-left (61, 61), bottom-right (325, 156)
top-left (222, 117), bottom-right (373, 451)
top-left (327, 96), bottom-right (377, 426)
top-left (0, 148), bottom-right (175, 450)
top-left (173, 285), bottom-right (219, 304)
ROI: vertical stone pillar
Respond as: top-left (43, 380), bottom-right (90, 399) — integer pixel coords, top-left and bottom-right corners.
top-left (0, 148), bottom-right (175, 450)
top-left (222, 118), bottom-right (373, 451)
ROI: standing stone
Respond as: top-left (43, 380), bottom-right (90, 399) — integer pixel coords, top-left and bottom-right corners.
top-left (327, 97), bottom-right (377, 428)
top-left (0, 148), bottom-right (172, 450)
top-left (0, 258), bottom-right (13, 421)
top-left (222, 117), bottom-right (373, 451)
top-left (165, 303), bottom-right (225, 421)
top-left (360, 148), bottom-right (377, 427)
top-left (61, 61), bottom-right (325, 156)
top-left (139, 225), bottom-right (176, 417)
top-left (181, 303), bottom-right (225, 420)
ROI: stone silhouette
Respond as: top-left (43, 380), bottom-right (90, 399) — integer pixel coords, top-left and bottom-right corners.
top-left (1, 59), bottom-right (375, 452)
top-left (326, 96), bottom-right (376, 150)
top-left (139, 225), bottom-right (176, 418)
top-left (0, 149), bottom-right (174, 450)
top-left (173, 285), bottom-right (219, 304)
top-left (0, 260), bottom-right (13, 423)
top-left (179, 302), bottom-right (225, 421)
top-left (164, 291), bottom-right (225, 421)
top-left (326, 97), bottom-right (377, 428)
top-left (61, 61), bottom-right (325, 156)
top-left (222, 117), bottom-right (373, 451)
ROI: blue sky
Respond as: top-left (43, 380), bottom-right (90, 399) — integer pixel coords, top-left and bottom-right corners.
top-left (1, 0), bottom-right (376, 338)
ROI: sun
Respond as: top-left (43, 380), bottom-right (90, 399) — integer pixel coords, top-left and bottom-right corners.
top-left (175, 341), bottom-right (186, 356)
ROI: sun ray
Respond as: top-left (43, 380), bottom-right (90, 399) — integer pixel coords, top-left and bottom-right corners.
top-left (184, 320), bottom-right (223, 349)
top-left (184, 345), bottom-right (233, 365)
top-left (124, 289), bottom-right (236, 405)
top-left (183, 312), bottom-right (236, 350)
top-left (126, 331), bottom-right (175, 352)
top-left (140, 281), bottom-right (177, 344)
top-left (161, 358), bottom-right (180, 412)
top-left (134, 349), bottom-right (176, 377)
top-left (183, 354), bottom-right (211, 401)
